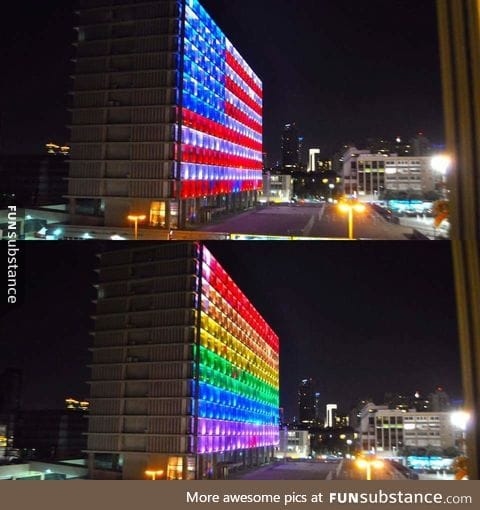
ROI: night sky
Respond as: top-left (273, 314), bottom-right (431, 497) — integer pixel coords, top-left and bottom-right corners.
top-left (1, 0), bottom-right (443, 160)
top-left (0, 242), bottom-right (462, 419)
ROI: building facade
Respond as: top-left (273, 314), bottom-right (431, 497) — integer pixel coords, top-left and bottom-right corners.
top-left (88, 243), bottom-right (279, 479)
top-left (277, 428), bottom-right (310, 459)
top-left (307, 149), bottom-right (321, 173)
top-left (68, 0), bottom-right (263, 229)
top-left (325, 404), bottom-right (337, 429)
top-left (341, 148), bottom-right (440, 201)
top-left (259, 172), bottom-right (293, 204)
top-left (358, 403), bottom-right (457, 458)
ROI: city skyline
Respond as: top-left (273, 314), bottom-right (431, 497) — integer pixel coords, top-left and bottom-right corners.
top-left (0, 241), bottom-right (462, 420)
top-left (1, 0), bottom-right (443, 160)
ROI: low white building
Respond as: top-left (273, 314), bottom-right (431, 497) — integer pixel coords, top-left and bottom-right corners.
top-left (276, 429), bottom-right (311, 459)
top-left (357, 403), bottom-right (457, 458)
top-left (260, 173), bottom-right (293, 204)
top-left (341, 148), bottom-right (441, 201)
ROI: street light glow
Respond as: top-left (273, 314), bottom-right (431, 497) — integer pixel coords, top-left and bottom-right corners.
top-left (145, 469), bottom-right (164, 480)
top-left (356, 459), bottom-right (368, 470)
top-left (355, 457), bottom-right (385, 480)
top-left (127, 215), bottom-right (147, 240)
top-left (450, 411), bottom-right (471, 431)
top-left (353, 204), bottom-right (366, 214)
top-left (338, 200), bottom-right (366, 240)
top-left (431, 154), bottom-right (452, 176)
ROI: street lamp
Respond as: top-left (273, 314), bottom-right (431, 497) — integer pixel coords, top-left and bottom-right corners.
top-left (338, 200), bottom-right (366, 240)
top-left (127, 214), bottom-right (146, 240)
top-left (145, 469), bottom-right (164, 480)
top-left (355, 458), bottom-right (384, 481)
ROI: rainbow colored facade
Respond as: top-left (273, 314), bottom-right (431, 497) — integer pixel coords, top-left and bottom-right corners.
top-left (195, 246), bottom-right (279, 455)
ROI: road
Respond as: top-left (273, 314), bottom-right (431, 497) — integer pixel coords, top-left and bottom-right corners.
top-left (231, 460), bottom-right (340, 480)
top-left (58, 204), bottom-right (420, 241)
top-left (200, 204), bottom-right (415, 240)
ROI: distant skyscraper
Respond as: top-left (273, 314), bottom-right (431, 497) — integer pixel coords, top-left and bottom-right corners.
top-left (325, 404), bottom-right (337, 429)
top-left (87, 243), bottom-right (279, 479)
top-left (307, 149), bottom-right (321, 172)
top-left (281, 123), bottom-right (301, 171)
top-left (298, 378), bottom-right (316, 424)
top-left (314, 392), bottom-right (321, 421)
top-left (68, 0), bottom-right (263, 230)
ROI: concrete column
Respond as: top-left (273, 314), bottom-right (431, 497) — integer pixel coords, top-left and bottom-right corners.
top-left (437, 0), bottom-right (480, 479)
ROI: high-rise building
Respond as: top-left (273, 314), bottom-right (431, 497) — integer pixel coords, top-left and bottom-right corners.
top-left (307, 149), bottom-right (321, 173)
top-left (298, 378), bottom-right (315, 425)
top-left (87, 243), bottom-right (279, 479)
top-left (68, 0), bottom-right (263, 230)
top-left (325, 404), bottom-right (337, 429)
top-left (314, 392), bottom-right (321, 421)
top-left (281, 123), bottom-right (301, 171)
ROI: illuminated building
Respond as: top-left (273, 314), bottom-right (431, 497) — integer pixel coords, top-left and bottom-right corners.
top-left (277, 428), bottom-right (310, 459)
top-left (87, 243), bottom-right (279, 480)
top-left (259, 172), bottom-right (293, 204)
top-left (307, 149), bottom-right (321, 173)
top-left (68, 0), bottom-right (263, 230)
top-left (357, 403), bottom-right (457, 458)
top-left (341, 147), bottom-right (440, 200)
top-left (325, 404), bottom-right (337, 429)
